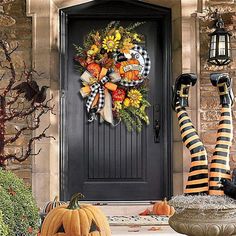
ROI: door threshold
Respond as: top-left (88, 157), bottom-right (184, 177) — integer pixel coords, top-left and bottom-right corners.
top-left (80, 201), bottom-right (159, 216)
top-left (81, 201), bottom-right (157, 206)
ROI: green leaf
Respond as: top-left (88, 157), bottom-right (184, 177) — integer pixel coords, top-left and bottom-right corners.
top-left (125, 21), bottom-right (146, 31)
top-left (73, 44), bottom-right (84, 55)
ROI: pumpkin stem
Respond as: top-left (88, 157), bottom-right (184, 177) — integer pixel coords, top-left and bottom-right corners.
top-left (67, 193), bottom-right (85, 210)
top-left (53, 196), bottom-right (59, 202)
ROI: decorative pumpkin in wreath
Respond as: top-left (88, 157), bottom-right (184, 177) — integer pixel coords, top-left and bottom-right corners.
top-left (87, 62), bottom-right (101, 79)
top-left (41, 193), bottom-right (111, 236)
top-left (119, 59), bottom-right (141, 81)
top-left (153, 198), bottom-right (175, 216)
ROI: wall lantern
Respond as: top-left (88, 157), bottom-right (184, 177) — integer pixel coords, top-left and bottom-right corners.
top-left (208, 9), bottom-right (232, 66)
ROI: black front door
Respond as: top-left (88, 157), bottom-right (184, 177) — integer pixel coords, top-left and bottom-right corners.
top-left (60, 0), bottom-right (172, 201)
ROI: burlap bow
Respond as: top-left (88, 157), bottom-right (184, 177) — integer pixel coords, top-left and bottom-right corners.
top-left (80, 68), bottom-right (120, 123)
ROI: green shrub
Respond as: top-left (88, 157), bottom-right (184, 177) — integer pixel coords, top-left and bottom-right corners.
top-left (0, 187), bottom-right (15, 235)
top-left (0, 210), bottom-right (8, 236)
top-left (0, 170), bottom-right (40, 236)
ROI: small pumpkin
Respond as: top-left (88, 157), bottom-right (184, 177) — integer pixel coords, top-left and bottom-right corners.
top-left (119, 59), bottom-right (140, 81)
top-left (41, 193), bottom-right (111, 236)
top-left (152, 198), bottom-right (175, 216)
top-left (87, 62), bottom-right (101, 78)
top-left (42, 196), bottom-right (67, 215)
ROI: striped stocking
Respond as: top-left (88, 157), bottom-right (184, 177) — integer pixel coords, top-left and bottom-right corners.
top-left (209, 104), bottom-right (233, 195)
top-left (176, 102), bottom-right (209, 194)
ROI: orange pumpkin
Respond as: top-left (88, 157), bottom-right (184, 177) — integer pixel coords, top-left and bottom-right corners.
top-left (41, 193), bottom-right (111, 236)
top-left (87, 63), bottom-right (101, 78)
top-left (152, 198), bottom-right (175, 216)
top-left (42, 196), bottom-right (67, 215)
top-left (119, 59), bottom-right (140, 81)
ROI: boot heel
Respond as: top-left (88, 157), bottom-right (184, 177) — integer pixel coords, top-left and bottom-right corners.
top-left (172, 73), bottom-right (197, 110)
top-left (210, 73), bottom-right (234, 106)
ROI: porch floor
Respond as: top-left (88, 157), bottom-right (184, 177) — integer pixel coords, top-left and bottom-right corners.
top-left (111, 226), bottom-right (181, 235)
top-left (96, 204), bottom-right (182, 235)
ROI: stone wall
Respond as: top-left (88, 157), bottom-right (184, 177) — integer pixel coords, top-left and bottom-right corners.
top-left (0, 0), bottom-right (32, 185)
top-left (199, 0), bottom-right (236, 170)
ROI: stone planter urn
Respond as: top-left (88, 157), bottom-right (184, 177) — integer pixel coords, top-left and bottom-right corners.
top-left (169, 195), bottom-right (236, 236)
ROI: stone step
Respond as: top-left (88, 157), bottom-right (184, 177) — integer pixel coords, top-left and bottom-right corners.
top-left (111, 226), bottom-right (181, 235)
top-left (83, 201), bottom-right (156, 216)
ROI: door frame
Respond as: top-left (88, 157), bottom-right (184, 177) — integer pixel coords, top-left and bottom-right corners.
top-left (60, 0), bottom-right (172, 201)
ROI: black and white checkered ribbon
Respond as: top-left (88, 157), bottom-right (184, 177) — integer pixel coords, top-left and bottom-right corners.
top-left (133, 45), bottom-right (151, 77)
top-left (86, 76), bottom-right (109, 112)
top-left (120, 79), bottom-right (144, 87)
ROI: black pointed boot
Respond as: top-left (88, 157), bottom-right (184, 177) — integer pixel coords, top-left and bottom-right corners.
top-left (172, 73), bottom-right (197, 111)
top-left (210, 73), bottom-right (234, 106)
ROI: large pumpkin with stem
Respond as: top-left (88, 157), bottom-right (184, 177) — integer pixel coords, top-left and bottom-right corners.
top-left (41, 193), bottom-right (111, 236)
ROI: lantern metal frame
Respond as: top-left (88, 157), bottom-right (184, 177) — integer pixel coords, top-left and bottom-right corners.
top-left (208, 10), bottom-right (232, 66)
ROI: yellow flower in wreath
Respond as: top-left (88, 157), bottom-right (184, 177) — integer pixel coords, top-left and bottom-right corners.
top-left (102, 36), bottom-right (119, 52)
top-left (120, 38), bottom-right (134, 53)
top-left (87, 44), bottom-right (99, 55)
top-left (113, 101), bottom-right (122, 111)
top-left (115, 30), bottom-right (121, 40)
top-left (123, 98), bottom-right (131, 107)
top-left (133, 33), bottom-right (141, 42)
top-left (128, 89), bottom-right (142, 108)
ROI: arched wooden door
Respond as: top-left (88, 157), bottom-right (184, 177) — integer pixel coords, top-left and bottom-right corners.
top-left (60, 0), bottom-right (172, 201)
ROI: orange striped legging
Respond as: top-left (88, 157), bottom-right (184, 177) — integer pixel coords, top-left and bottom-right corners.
top-left (176, 102), bottom-right (209, 195)
top-left (176, 102), bottom-right (233, 195)
top-left (209, 104), bottom-right (233, 195)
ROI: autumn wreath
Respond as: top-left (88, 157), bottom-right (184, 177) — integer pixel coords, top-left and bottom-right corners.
top-left (74, 21), bottom-right (151, 132)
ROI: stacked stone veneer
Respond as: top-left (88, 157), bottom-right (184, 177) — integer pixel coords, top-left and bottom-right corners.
top-left (199, 0), bottom-right (236, 171)
top-left (0, 0), bottom-right (32, 185)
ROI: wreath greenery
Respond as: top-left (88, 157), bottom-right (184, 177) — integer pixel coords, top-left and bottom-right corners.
top-left (74, 21), bottom-right (151, 132)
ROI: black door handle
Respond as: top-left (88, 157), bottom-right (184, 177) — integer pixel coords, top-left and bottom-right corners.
top-left (154, 119), bottom-right (160, 143)
top-left (153, 104), bottom-right (161, 143)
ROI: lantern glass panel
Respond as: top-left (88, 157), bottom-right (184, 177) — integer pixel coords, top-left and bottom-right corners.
top-left (212, 41), bottom-right (216, 50)
top-left (211, 35), bottom-right (216, 43)
top-left (210, 49), bottom-right (216, 58)
top-left (218, 35), bottom-right (226, 55)
top-left (209, 35), bottom-right (216, 58)
top-left (227, 35), bottom-right (231, 56)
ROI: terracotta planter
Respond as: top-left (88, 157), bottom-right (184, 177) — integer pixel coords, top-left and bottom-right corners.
top-left (169, 207), bottom-right (236, 236)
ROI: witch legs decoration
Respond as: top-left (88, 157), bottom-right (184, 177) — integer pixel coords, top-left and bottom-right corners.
top-left (173, 73), bottom-right (234, 195)
top-left (173, 74), bottom-right (209, 194)
top-left (209, 73), bottom-right (234, 195)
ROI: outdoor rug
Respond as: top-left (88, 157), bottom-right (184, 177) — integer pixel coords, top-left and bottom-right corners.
top-left (107, 215), bottom-right (169, 226)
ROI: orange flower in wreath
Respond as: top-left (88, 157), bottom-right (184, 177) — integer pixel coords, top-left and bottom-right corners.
top-left (112, 88), bottom-right (126, 102)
